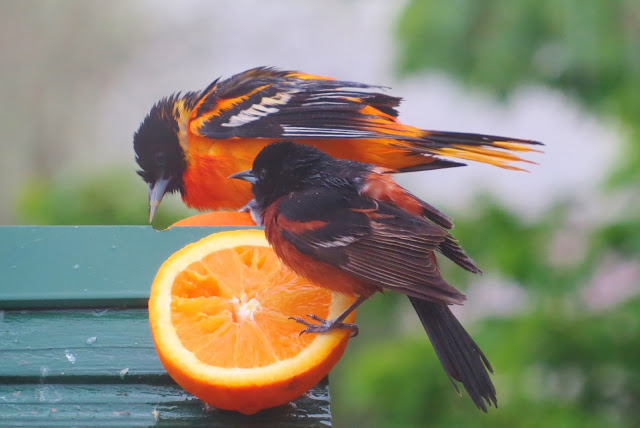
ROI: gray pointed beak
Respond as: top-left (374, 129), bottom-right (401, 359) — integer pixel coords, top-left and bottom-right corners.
top-left (229, 169), bottom-right (257, 184)
top-left (148, 176), bottom-right (170, 223)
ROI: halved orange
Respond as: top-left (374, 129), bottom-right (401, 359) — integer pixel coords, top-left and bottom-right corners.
top-left (170, 211), bottom-right (256, 227)
top-left (148, 229), bottom-right (356, 414)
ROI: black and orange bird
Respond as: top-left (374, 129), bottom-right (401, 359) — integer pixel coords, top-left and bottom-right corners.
top-left (133, 66), bottom-right (542, 221)
top-left (230, 141), bottom-right (500, 412)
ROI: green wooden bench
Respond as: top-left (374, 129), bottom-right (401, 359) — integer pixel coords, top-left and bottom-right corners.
top-left (0, 226), bottom-right (332, 426)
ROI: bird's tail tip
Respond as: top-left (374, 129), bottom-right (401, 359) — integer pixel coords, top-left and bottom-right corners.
top-left (409, 297), bottom-right (497, 412)
top-left (417, 130), bottom-right (543, 172)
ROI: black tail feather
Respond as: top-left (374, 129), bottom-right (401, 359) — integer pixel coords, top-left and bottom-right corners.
top-left (409, 296), bottom-right (496, 412)
top-left (423, 130), bottom-right (543, 148)
top-left (419, 200), bottom-right (455, 230)
top-left (396, 158), bottom-right (467, 173)
top-left (438, 236), bottom-right (483, 274)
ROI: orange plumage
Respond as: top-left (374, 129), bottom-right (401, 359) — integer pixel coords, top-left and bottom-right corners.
top-left (133, 66), bottom-right (542, 220)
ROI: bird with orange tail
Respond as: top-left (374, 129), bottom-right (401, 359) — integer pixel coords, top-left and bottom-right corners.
top-left (230, 141), bottom-right (502, 412)
top-left (133, 67), bottom-right (542, 221)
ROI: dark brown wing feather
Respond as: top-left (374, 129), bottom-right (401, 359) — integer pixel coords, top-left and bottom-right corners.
top-left (357, 168), bottom-right (481, 273)
top-left (276, 188), bottom-right (466, 305)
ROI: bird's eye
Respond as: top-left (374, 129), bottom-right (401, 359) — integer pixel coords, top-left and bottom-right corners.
top-left (155, 152), bottom-right (167, 167)
top-left (258, 168), bottom-right (267, 180)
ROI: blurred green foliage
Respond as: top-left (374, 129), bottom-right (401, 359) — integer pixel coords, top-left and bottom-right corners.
top-left (332, 202), bottom-right (640, 427)
top-left (334, 299), bottom-right (639, 428)
top-left (16, 167), bottom-right (195, 230)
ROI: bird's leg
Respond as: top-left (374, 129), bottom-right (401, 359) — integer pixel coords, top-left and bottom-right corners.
top-left (289, 296), bottom-right (368, 338)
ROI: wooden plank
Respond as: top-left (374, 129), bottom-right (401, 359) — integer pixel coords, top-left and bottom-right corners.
top-left (0, 226), bottom-right (257, 309)
top-left (0, 309), bottom-right (160, 379)
top-left (0, 307), bottom-right (332, 426)
top-left (0, 381), bottom-right (332, 427)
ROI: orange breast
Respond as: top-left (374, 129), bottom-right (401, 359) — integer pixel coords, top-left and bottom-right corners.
top-left (181, 148), bottom-right (254, 211)
top-left (181, 136), bottom-right (270, 211)
top-left (181, 135), bottom-right (434, 211)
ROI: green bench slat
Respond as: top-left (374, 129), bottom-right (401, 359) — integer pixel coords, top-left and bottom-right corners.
top-left (0, 309), bottom-right (161, 379)
top-left (0, 226), bottom-right (255, 309)
top-left (0, 381), bottom-right (331, 427)
top-left (0, 306), bottom-right (331, 425)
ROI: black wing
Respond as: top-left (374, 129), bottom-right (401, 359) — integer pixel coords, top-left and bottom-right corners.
top-left (189, 67), bottom-right (408, 141)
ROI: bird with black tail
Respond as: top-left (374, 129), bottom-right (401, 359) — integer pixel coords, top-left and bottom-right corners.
top-left (230, 141), bottom-right (500, 412)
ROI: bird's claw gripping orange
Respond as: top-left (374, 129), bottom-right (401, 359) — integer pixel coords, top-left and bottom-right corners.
top-left (289, 314), bottom-right (360, 338)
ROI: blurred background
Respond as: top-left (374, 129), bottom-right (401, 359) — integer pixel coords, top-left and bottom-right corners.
top-left (2, 0), bottom-right (639, 426)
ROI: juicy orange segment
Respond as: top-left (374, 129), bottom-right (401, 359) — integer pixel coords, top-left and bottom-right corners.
top-left (171, 245), bottom-right (329, 368)
top-left (149, 229), bottom-right (355, 414)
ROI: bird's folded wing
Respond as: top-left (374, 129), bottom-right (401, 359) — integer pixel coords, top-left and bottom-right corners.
top-left (276, 189), bottom-right (465, 304)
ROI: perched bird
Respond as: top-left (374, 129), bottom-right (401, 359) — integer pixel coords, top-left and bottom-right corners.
top-left (134, 66), bottom-right (542, 221)
top-left (230, 141), bottom-right (499, 411)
